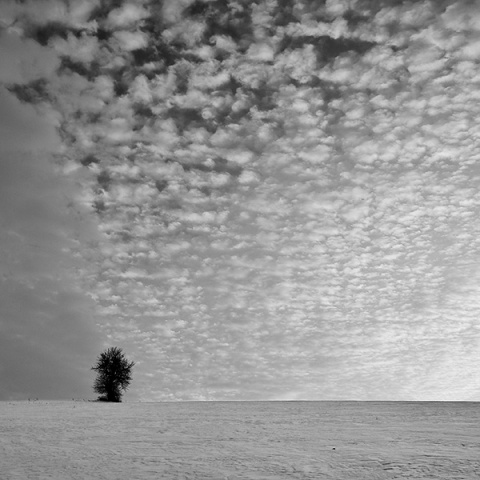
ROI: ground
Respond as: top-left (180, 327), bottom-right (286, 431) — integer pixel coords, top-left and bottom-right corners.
top-left (1, 401), bottom-right (479, 479)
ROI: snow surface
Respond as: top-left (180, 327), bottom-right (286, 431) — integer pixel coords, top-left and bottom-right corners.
top-left (1, 401), bottom-right (479, 479)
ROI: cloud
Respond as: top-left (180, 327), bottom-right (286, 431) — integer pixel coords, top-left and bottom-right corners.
top-left (50, 32), bottom-right (100, 63)
top-left (113, 30), bottom-right (149, 51)
top-left (161, 0), bottom-right (195, 25)
top-left (106, 3), bottom-right (150, 29)
top-left (0, 29), bottom-right (59, 83)
top-left (3, 0), bottom-right (480, 402)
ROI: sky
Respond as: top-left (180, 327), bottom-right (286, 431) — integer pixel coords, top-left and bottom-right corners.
top-left (1, 0), bottom-right (480, 402)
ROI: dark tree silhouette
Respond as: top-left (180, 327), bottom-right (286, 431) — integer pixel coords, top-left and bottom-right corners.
top-left (91, 347), bottom-right (135, 402)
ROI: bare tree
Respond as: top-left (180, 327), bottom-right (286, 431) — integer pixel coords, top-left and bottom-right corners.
top-left (91, 347), bottom-right (135, 402)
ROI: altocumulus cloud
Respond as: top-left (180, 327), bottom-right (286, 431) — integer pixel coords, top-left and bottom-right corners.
top-left (2, 0), bottom-right (480, 401)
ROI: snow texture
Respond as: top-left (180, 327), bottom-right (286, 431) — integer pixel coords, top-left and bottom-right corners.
top-left (1, 401), bottom-right (479, 479)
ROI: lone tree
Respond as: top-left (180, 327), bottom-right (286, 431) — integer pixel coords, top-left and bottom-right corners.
top-left (92, 347), bottom-right (135, 402)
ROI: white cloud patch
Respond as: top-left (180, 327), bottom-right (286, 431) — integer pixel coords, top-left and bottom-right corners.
top-left (50, 33), bottom-right (99, 63)
top-left (113, 30), bottom-right (149, 51)
top-left (106, 2), bottom-right (150, 29)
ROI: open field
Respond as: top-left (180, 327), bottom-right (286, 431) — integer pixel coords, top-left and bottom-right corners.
top-left (1, 401), bottom-right (479, 479)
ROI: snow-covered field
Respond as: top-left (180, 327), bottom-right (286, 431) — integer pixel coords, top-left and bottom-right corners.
top-left (1, 401), bottom-right (479, 479)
